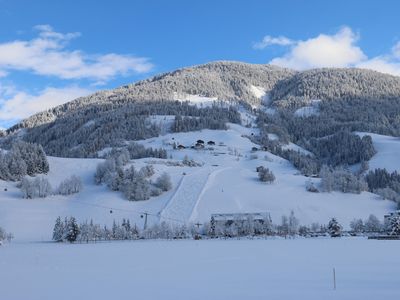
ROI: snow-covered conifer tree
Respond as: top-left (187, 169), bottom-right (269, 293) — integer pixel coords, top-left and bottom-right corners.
top-left (328, 218), bottom-right (342, 237)
top-left (65, 217), bottom-right (80, 243)
top-left (52, 216), bottom-right (64, 242)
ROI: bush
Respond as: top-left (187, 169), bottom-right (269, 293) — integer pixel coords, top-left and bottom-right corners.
top-left (0, 227), bottom-right (13, 243)
top-left (257, 166), bottom-right (275, 183)
top-left (155, 172), bottom-right (172, 191)
top-left (306, 180), bottom-right (319, 193)
top-left (57, 175), bottom-right (83, 195)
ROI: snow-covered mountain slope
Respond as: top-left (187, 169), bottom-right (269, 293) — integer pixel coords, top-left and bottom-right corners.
top-left (4, 61), bottom-right (400, 160)
top-left (357, 132), bottom-right (400, 172)
top-left (10, 61), bottom-right (294, 131)
top-left (0, 124), bottom-right (395, 242)
top-left (11, 62), bottom-right (400, 132)
top-left (270, 68), bottom-right (400, 106)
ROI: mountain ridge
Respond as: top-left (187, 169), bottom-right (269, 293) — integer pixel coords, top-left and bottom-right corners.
top-left (9, 60), bottom-right (400, 132)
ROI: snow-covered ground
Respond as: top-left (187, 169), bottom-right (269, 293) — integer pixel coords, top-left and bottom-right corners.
top-left (357, 132), bottom-right (400, 173)
top-left (0, 124), bottom-right (398, 242)
top-left (1, 238), bottom-right (399, 300)
top-left (173, 92), bottom-right (220, 107)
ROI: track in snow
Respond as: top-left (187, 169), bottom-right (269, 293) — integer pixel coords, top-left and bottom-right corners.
top-left (159, 167), bottom-right (214, 224)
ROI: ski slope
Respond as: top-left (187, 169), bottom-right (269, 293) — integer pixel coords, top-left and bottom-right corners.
top-left (160, 166), bottom-right (213, 224)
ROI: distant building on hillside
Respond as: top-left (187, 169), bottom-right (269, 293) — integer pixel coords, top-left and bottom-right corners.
top-left (194, 140), bottom-right (205, 149)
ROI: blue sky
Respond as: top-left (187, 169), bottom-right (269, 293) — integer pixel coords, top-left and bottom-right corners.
top-left (0, 0), bottom-right (399, 128)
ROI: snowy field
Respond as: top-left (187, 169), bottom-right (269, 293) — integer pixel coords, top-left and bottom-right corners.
top-left (1, 120), bottom-right (400, 300)
top-left (1, 238), bottom-right (400, 300)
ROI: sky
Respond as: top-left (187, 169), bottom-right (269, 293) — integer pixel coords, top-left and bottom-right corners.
top-left (0, 0), bottom-right (399, 128)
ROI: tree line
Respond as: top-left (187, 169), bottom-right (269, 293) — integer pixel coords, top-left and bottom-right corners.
top-left (52, 212), bottom-right (396, 243)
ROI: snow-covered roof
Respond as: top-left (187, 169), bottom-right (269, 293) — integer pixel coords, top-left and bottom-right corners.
top-left (211, 212), bottom-right (270, 221)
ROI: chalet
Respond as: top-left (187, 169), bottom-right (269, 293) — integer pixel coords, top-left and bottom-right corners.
top-left (207, 141), bottom-right (216, 145)
top-left (177, 144), bottom-right (186, 150)
top-left (196, 139), bottom-right (205, 145)
top-left (251, 147), bottom-right (258, 152)
top-left (211, 212), bottom-right (271, 227)
top-left (194, 142), bottom-right (204, 149)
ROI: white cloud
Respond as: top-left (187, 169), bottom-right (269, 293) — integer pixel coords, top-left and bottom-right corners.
top-left (257, 27), bottom-right (400, 77)
top-left (253, 35), bottom-right (294, 49)
top-left (392, 41), bottom-right (400, 59)
top-left (0, 85), bottom-right (92, 121)
top-left (269, 27), bottom-right (366, 69)
top-left (357, 57), bottom-right (400, 77)
top-left (0, 25), bottom-right (153, 82)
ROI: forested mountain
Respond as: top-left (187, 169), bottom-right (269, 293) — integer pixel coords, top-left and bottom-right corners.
top-left (9, 61), bottom-right (294, 131)
top-left (270, 68), bottom-right (400, 109)
top-left (2, 61), bottom-right (400, 159)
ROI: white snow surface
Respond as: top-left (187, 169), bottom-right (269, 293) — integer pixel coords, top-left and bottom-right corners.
top-left (250, 85), bottom-right (266, 98)
top-left (1, 238), bottom-right (400, 300)
top-left (294, 105), bottom-right (319, 117)
top-left (294, 100), bottom-right (321, 117)
top-left (173, 92), bottom-right (219, 107)
top-left (250, 85), bottom-right (271, 106)
top-left (282, 142), bottom-right (313, 156)
top-left (147, 115), bottom-right (176, 135)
